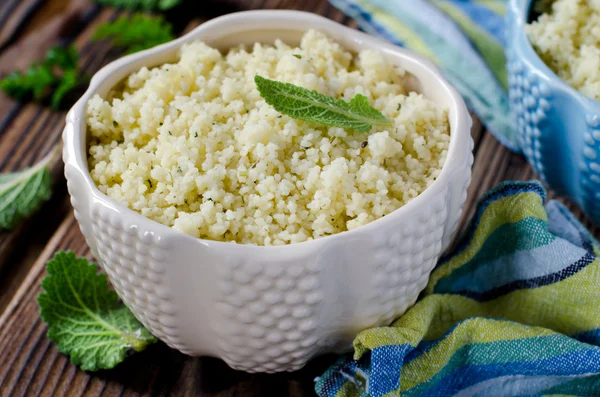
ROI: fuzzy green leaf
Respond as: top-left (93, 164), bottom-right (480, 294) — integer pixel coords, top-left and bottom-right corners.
top-left (254, 75), bottom-right (394, 133)
top-left (38, 251), bottom-right (157, 371)
top-left (92, 0), bottom-right (182, 11)
top-left (93, 14), bottom-right (174, 54)
top-left (0, 147), bottom-right (59, 230)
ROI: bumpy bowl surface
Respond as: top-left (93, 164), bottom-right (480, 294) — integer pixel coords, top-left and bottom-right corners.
top-left (507, 0), bottom-right (600, 223)
top-left (63, 10), bottom-right (473, 373)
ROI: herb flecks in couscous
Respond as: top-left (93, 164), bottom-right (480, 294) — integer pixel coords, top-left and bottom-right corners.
top-left (527, 0), bottom-right (600, 101)
top-left (86, 30), bottom-right (450, 246)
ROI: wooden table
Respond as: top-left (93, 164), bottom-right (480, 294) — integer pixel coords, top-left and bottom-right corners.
top-left (0, 0), bottom-right (598, 396)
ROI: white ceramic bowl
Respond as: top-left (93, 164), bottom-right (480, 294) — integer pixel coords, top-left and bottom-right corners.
top-left (63, 10), bottom-right (473, 373)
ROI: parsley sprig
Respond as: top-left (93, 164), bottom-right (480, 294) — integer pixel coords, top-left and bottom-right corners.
top-left (0, 46), bottom-right (82, 109)
top-left (92, 0), bottom-right (183, 11)
top-left (93, 14), bottom-right (175, 54)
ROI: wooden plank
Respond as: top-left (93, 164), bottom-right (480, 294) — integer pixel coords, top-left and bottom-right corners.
top-left (0, 0), bottom-right (45, 51)
top-left (0, 0), bottom-right (91, 74)
top-left (456, 132), bottom-right (513, 236)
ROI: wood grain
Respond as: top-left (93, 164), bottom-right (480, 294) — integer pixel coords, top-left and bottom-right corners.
top-left (0, 0), bottom-right (45, 51)
top-left (0, 0), bottom-right (599, 396)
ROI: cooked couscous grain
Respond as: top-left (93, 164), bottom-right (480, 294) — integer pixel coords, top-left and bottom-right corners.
top-left (87, 30), bottom-right (450, 245)
top-left (527, 0), bottom-right (600, 101)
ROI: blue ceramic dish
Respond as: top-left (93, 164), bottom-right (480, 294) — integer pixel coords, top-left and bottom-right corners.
top-left (507, 0), bottom-right (600, 223)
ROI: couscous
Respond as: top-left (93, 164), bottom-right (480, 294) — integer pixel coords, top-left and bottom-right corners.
top-left (86, 30), bottom-right (450, 245)
top-left (527, 0), bottom-right (600, 101)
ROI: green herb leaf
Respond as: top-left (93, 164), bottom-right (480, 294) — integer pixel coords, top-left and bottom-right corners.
top-left (45, 45), bottom-right (79, 70)
top-left (38, 251), bottom-right (156, 371)
top-left (0, 146), bottom-right (59, 230)
top-left (52, 68), bottom-right (79, 109)
top-left (158, 0), bottom-right (182, 9)
top-left (254, 75), bottom-right (393, 133)
top-left (93, 14), bottom-right (174, 54)
top-left (0, 45), bottom-right (81, 109)
top-left (0, 65), bottom-right (56, 101)
top-left (92, 0), bottom-right (182, 10)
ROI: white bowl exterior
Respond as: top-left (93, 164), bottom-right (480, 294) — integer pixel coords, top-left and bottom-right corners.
top-left (63, 11), bottom-right (473, 372)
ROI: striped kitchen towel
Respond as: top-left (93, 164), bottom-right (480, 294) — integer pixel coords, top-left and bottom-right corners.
top-left (315, 181), bottom-right (600, 396)
top-left (330, 0), bottom-right (518, 151)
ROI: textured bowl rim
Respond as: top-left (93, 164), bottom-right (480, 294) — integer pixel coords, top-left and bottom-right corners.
top-left (510, 0), bottom-right (600, 111)
top-left (64, 9), bottom-right (471, 250)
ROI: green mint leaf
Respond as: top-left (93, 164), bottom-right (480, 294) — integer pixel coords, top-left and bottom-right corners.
top-left (93, 14), bottom-right (174, 54)
top-left (38, 251), bottom-right (157, 371)
top-left (254, 75), bottom-right (393, 133)
top-left (92, 0), bottom-right (182, 11)
top-left (0, 45), bottom-right (81, 108)
top-left (0, 146), bottom-right (58, 230)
